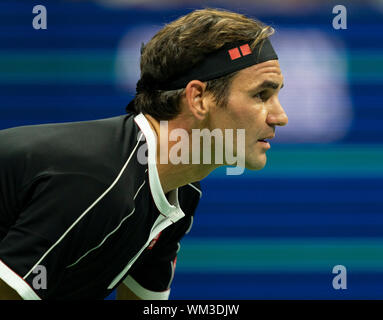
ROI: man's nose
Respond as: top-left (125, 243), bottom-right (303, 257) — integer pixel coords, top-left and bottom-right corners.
top-left (266, 99), bottom-right (288, 127)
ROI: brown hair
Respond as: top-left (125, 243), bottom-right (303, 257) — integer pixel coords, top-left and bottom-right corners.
top-left (134, 7), bottom-right (274, 120)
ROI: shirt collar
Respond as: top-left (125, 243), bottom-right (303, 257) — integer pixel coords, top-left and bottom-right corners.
top-left (134, 113), bottom-right (185, 222)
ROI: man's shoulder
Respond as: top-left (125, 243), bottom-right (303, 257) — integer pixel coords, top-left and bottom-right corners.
top-left (0, 113), bottom-right (143, 184)
top-left (0, 114), bottom-right (135, 150)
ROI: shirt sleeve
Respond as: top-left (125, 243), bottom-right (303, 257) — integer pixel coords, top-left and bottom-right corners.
top-left (0, 171), bottom-right (111, 300)
top-left (123, 183), bottom-right (201, 300)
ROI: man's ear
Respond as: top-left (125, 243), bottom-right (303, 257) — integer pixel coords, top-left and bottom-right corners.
top-left (184, 80), bottom-right (210, 120)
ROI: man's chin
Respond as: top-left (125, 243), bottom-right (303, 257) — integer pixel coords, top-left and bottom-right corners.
top-left (245, 158), bottom-right (267, 171)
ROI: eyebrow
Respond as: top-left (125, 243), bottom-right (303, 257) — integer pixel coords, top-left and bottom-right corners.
top-left (252, 80), bottom-right (284, 91)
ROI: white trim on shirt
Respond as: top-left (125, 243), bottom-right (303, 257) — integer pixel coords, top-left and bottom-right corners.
top-left (123, 275), bottom-right (170, 300)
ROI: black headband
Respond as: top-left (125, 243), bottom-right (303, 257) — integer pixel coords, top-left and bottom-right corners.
top-left (126, 37), bottom-right (278, 113)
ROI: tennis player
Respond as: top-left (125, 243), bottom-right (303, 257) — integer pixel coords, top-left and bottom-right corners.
top-left (0, 8), bottom-right (287, 300)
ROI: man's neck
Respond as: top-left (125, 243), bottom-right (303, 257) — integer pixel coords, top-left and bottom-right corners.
top-left (144, 114), bottom-right (218, 194)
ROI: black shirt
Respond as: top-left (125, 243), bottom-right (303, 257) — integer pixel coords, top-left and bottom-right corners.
top-left (0, 113), bottom-right (201, 299)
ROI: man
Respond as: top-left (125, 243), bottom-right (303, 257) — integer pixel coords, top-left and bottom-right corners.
top-left (0, 8), bottom-right (287, 299)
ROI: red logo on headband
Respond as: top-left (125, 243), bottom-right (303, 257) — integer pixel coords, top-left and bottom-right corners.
top-left (228, 48), bottom-right (241, 60)
top-left (228, 44), bottom-right (252, 60)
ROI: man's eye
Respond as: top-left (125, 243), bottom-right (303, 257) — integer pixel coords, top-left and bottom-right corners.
top-left (254, 90), bottom-right (268, 101)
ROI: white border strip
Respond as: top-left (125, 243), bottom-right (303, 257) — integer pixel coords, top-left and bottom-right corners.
top-left (133, 180), bottom-right (146, 200)
top-left (66, 208), bottom-right (136, 269)
top-left (108, 213), bottom-right (175, 289)
top-left (185, 216), bottom-right (194, 235)
top-left (66, 179), bottom-right (146, 268)
top-left (0, 259), bottom-right (40, 300)
top-left (123, 275), bottom-right (170, 300)
top-left (166, 260), bottom-right (175, 289)
top-left (134, 113), bottom-right (183, 219)
top-left (188, 183), bottom-right (202, 198)
top-left (23, 132), bottom-right (144, 279)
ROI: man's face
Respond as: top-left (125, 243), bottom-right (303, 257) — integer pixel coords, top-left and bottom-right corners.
top-left (209, 59), bottom-right (288, 170)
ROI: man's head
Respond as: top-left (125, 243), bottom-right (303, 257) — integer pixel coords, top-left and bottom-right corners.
top-left (132, 8), bottom-right (276, 119)
top-left (132, 8), bottom-right (288, 171)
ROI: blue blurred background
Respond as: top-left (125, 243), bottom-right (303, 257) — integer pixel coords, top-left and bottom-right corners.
top-left (1, 0), bottom-right (382, 299)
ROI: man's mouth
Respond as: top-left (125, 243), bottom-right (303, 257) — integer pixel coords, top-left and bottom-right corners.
top-left (257, 139), bottom-right (270, 149)
top-left (258, 134), bottom-right (275, 142)
top-left (257, 135), bottom-right (274, 149)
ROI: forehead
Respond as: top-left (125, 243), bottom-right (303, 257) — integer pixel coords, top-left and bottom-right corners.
top-left (232, 60), bottom-right (283, 90)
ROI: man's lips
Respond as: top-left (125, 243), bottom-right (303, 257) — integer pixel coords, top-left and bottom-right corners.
top-left (257, 134), bottom-right (274, 149)
top-left (257, 134), bottom-right (275, 142)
